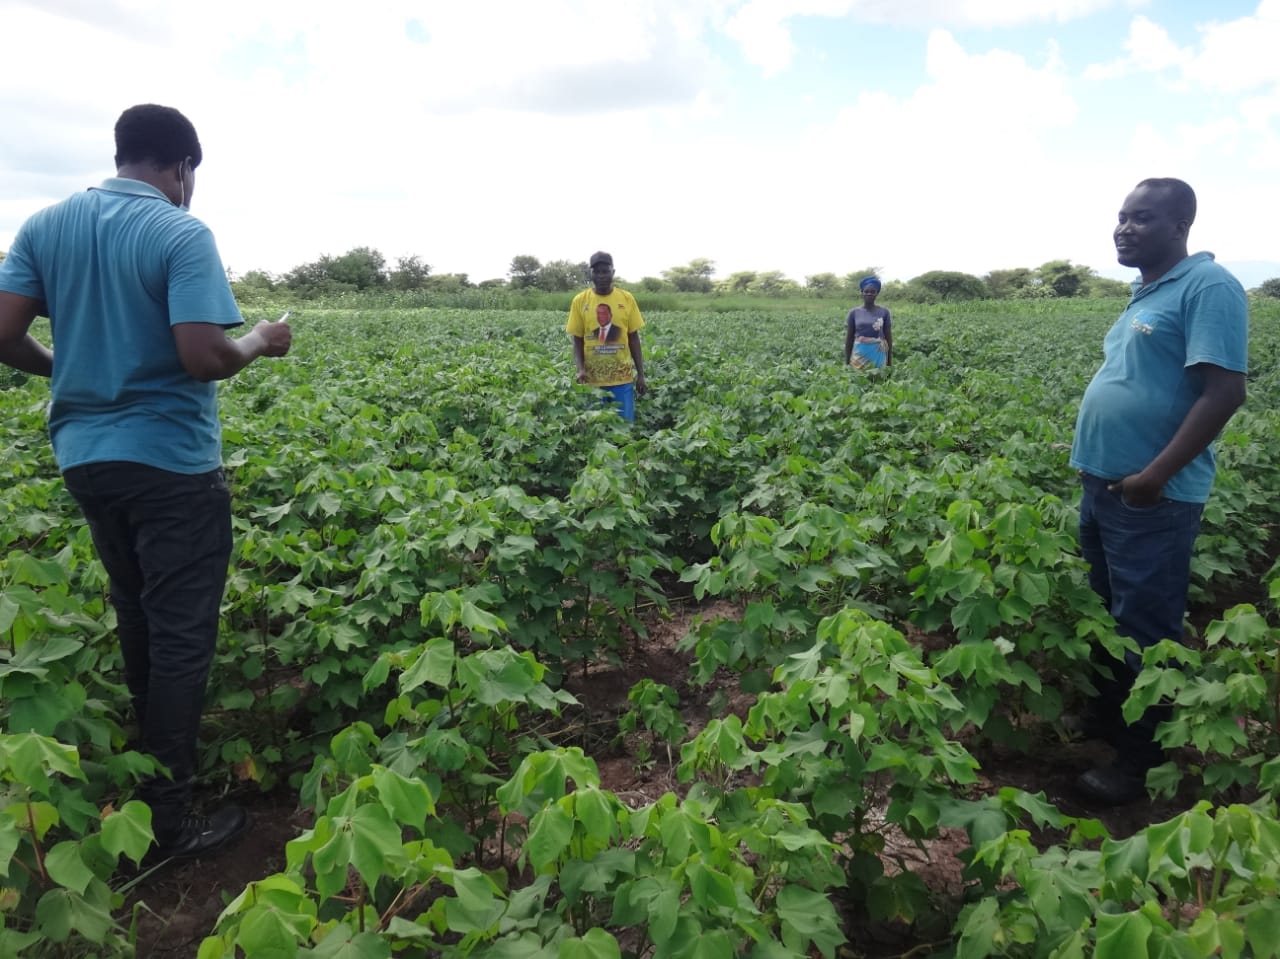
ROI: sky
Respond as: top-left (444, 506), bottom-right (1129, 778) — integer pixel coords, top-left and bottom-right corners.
top-left (1, 0), bottom-right (1278, 288)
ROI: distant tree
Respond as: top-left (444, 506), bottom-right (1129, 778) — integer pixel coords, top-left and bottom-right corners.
top-left (722, 271), bottom-right (757, 294)
top-left (804, 272), bottom-right (841, 297)
top-left (663, 258), bottom-right (715, 293)
top-left (477, 278), bottom-right (508, 290)
top-left (750, 271), bottom-right (800, 297)
top-left (390, 255), bottom-right (432, 291)
top-left (843, 267), bottom-right (884, 292)
top-left (1084, 276), bottom-right (1132, 297)
top-left (236, 269), bottom-right (277, 291)
top-left (426, 272), bottom-right (471, 293)
top-left (537, 259), bottom-right (585, 292)
top-left (905, 270), bottom-right (988, 303)
top-left (283, 257), bottom-right (343, 295)
top-left (639, 276), bottom-right (666, 292)
top-left (508, 255), bottom-right (542, 290)
top-left (1254, 277), bottom-right (1280, 298)
top-left (1036, 260), bottom-right (1092, 298)
top-left (329, 247), bottom-right (388, 290)
top-left (985, 267), bottom-right (1035, 299)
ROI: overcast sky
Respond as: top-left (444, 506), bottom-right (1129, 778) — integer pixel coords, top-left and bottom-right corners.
top-left (2, 0), bottom-right (1277, 287)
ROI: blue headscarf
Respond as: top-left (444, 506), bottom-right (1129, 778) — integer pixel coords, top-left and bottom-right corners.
top-left (859, 276), bottom-right (882, 292)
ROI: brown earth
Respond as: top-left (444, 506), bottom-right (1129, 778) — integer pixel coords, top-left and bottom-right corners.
top-left (124, 592), bottom-right (1234, 957)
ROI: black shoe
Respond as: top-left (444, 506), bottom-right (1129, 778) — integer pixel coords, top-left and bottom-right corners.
top-left (147, 804), bottom-right (249, 865)
top-left (1075, 764), bottom-right (1148, 806)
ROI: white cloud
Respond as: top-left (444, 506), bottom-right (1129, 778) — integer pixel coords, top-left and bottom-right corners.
top-left (727, 0), bottom-right (1143, 75)
top-left (1183, 0), bottom-right (1280, 92)
top-left (1082, 15), bottom-right (1189, 80)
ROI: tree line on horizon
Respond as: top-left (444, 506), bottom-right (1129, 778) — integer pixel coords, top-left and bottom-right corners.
top-left (4, 246), bottom-right (1279, 303)
top-left (228, 248), bottom-right (1146, 304)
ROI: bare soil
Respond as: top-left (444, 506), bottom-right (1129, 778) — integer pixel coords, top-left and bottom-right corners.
top-left (124, 592), bottom-right (1234, 956)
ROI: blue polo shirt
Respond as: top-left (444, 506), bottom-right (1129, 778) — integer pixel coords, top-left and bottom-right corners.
top-left (1070, 252), bottom-right (1248, 503)
top-left (0, 178), bottom-right (243, 473)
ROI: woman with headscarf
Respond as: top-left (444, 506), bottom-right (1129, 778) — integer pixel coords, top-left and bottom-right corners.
top-left (844, 276), bottom-right (893, 369)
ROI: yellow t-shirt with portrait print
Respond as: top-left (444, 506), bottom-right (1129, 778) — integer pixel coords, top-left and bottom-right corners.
top-left (565, 287), bottom-right (645, 387)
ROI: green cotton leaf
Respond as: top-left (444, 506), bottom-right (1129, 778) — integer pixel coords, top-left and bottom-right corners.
top-left (558, 928), bottom-right (621, 959)
top-left (0, 594), bottom-right (19, 634)
top-left (0, 817), bottom-right (22, 871)
top-left (1093, 910), bottom-right (1153, 959)
top-left (525, 805), bottom-right (574, 873)
top-left (1245, 899), bottom-right (1280, 959)
top-left (236, 905), bottom-right (309, 957)
top-left (7, 634), bottom-right (85, 668)
top-left (310, 821), bottom-right (354, 901)
top-left (648, 882), bottom-right (681, 946)
top-left (371, 766), bottom-right (434, 830)
top-left (775, 885), bottom-right (847, 958)
top-left (34, 882), bottom-right (114, 944)
top-left (347, 804), bottom-right (408, 890)
top-left (3, 800), bottom-right (61, 841)
top-left (398, 638), bottom-right (455, 695)
top-left (687, 862), bottom-right (739, 911)
top-left (572, 787), bottom-right (618, 846)
top-left (1014, 570), bottom-right (1051, 606)
top-left (955, 897), bottom-right (1000, 959)
top-left (2, 733), bottom-right (84, 790)
top-left (306, 926), bottom-right (394, 958)
top-left (7, 554), bottom-right (69, 588)
top-left (443, 867), bottom-right (503, 933)
top-left (43, 841), bottom-right (96, 895)
top-left (459, 601), bottom-right (506, 636)
top-left (5, 693), bottom-right (72, 738)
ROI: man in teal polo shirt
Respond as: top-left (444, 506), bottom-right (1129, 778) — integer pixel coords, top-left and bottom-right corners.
top-left (0, 104), bottom-right (292, 861)
top-left (1069, 178), bottom-right (1248, 805)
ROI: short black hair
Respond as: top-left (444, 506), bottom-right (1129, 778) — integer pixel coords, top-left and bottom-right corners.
top-left (1136, 177), bottom-right (1196, 226)
top-left (114, 104), bottom-right (203, 169)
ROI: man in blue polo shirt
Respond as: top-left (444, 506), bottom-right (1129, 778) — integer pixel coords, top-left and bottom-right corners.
top-left (1069, 177), bottom-right (1248, 805)
top-left (0, 104), bottom-right (292, 860)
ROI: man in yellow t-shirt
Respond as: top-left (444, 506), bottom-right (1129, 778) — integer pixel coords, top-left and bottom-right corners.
top-left (565, 251), bottom-right (647, 421)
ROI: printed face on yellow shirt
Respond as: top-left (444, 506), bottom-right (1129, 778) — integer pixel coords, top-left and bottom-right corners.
top-left (595, 303), bottom-right (621, 342)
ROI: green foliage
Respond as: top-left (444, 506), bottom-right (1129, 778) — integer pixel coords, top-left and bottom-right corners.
top-left (1253, 276), bottom-right (1280, 298)
top-left (903, 270), bottom-right (989, 302)
top-left (3, 298), bottom-right (1279, 953)
top-left (0, 733), bottom-right (154, 956)
top-left (389, 254), bottom-right (432, 291)
top-left (508, 254), bottom-right (541, 289)
top-left (662, 258), bottom-right (716, 293)
top-left (952, 797), bottom-right (1280, 959)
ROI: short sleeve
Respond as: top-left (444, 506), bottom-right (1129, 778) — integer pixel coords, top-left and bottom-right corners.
top-left (0, 219), bottom-right (46, 301)
top-left (166, 222), bottom-right (242, 328)
top-left (1184, 281), bottom-right (1247, 373)
top-left (566, 293), bottom-right (586, 336)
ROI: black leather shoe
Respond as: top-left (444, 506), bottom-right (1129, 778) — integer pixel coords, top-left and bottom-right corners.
top-left (1075, 765), bottom-right (1148, 806)
top-left (148, 804), bottom-right (249, 864)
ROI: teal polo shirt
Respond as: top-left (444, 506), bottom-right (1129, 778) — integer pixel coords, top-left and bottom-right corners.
top-left (1070, 252), bottom-right (1249, 503)
top-left (0, 178), bottom-right (243, 473)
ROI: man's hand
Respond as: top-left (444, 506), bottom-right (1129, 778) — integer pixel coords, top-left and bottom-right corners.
top-left (634, 371), bottom-right (647, 396)
top-left (576, 368), bottom-right (590, 384)
top-left (250, 319), bottom-right (292, 357)
top-left (1109, 472), bottom-right (1164, 508)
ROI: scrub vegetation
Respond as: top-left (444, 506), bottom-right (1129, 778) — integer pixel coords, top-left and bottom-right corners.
top-left (2, 298), bottom-right (1279, 957)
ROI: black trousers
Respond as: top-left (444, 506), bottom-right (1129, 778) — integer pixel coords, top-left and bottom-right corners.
top-left (63, 461), bottom-right (232, 842)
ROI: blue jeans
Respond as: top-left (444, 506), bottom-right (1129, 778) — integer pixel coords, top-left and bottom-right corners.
top-left (63, 461), bottom-right (232, 840)
top-left (1078, 472), bottom-right (1203, 765)
top-left (599, 383), bottom-right (635, 422)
